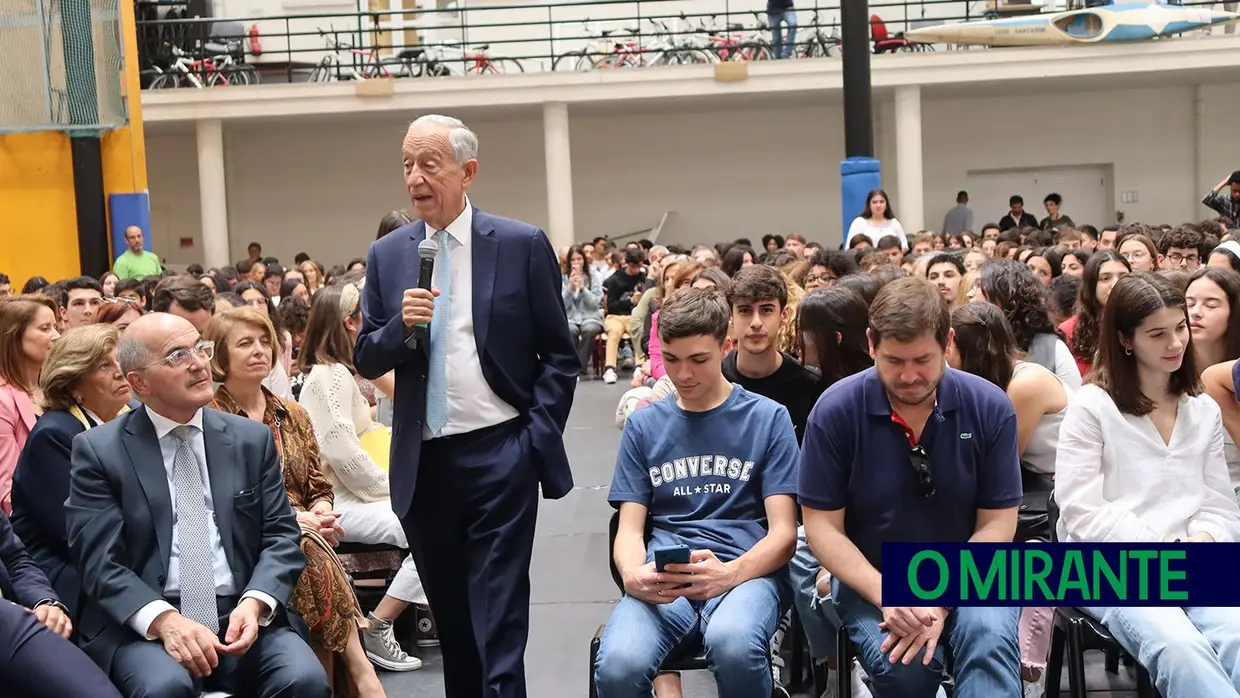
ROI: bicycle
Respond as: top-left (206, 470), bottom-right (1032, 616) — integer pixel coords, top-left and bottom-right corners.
top-left (148, 42), bottom-right (258, 88)
top-left (646, 16), bottom-right (716, 66)
top-left (398, 41), bottom-right (524, 77)
top-left (552, 21), bottom-right (642, 71)
top-left (307, 27), bottom-right (402, 82)
top-left (798, 12), bottom-right (842, 58)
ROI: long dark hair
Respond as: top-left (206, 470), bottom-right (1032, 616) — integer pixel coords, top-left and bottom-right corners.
top-left (796, 287), bottom-right (873, 387)
top-left (1187, 265), bottom-right (1240, 364)
top-left (1071, 251), bottom-right (1130, 366)
top-left (376, 210), bottom-right (412, 240)
top-left (860, 189), bottom-right (895, 220)
top-left (977, 259), bottom-right (1060, 351)
top-left (950, 302), bottom-right (1020, 391)
top-left (298, 285), bottom-right (356, 374)
top-left (1091, 272), bottom-right (1199, 415)
top-left (721, 245), bottom-right (754, 278)
top-left (564, 244), bottom-right (593, 289)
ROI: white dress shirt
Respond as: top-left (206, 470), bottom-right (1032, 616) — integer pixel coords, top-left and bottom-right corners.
top-left (425, 198), bottom-right (519, 438)
top-left (1055, 385), bottom-right (1240, 544)
top-left (128, 407), bottom-right (277, 639)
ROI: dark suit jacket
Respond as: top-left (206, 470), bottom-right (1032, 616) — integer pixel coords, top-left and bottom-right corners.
top-left (10, 409), bottom-right (85, 615)
top-left (353, 207), bottom-right (579, 517)
top-left (0, 507), bottom-right (57, 606)
top-left (65, 406), bottom-right (305, 672)
top-left (999, 212), bottom-right (1039, 231)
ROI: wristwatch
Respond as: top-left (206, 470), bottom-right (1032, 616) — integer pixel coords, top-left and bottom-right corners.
top-left (33, 598), bottom-right (70, 616)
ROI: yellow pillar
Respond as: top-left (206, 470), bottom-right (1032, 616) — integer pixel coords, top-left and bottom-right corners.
top-left (101, 0), bottom-right (149, 209)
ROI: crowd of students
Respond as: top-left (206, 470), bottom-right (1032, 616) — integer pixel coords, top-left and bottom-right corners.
top-left (0, 230), bottom-right (442, 697)
top-left (580, 212), bottom-right (1240, 698)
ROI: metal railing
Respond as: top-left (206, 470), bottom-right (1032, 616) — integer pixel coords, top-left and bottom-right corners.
top-left (132, 0), bottom-right (1218, 88)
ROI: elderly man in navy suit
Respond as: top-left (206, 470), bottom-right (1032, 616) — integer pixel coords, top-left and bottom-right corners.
top-left (0, 508), bottom-right (122, 697)
top-left (355, 114), bottom-right (579, 698)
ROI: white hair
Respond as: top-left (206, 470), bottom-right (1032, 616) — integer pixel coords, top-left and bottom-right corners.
top-left (408, 114), bottom-right (479, 165)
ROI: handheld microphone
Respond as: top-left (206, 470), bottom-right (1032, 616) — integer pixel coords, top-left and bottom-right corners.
top-left (405, 238), bottom-right (438, 350)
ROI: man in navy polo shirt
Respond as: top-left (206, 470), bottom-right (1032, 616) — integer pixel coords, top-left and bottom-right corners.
top-left (799, 277), bottom-right (1023, 697)
top-left (594, 288), bottom-right (800, 698)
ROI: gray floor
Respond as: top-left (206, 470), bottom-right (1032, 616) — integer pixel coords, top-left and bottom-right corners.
top-left (377, 381), bottom-right (1148, 697)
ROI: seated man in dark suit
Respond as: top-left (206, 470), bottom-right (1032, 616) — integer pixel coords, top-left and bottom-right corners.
top-left (0, 508), bottom-right (122, 697)
top-left (66, 312), bottom-right (330, 698)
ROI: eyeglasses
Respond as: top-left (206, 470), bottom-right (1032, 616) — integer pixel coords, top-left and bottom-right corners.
top-left (1166, 253), bottom-right (1200, 265)
top-left (804, 273), bottom-right (836, 286)
top-left (135, 340), bottom-right (215, 372)
top-left (909, 444), bottom-right (936, 499)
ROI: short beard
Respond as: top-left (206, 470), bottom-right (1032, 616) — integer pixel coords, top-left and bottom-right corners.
top-left (882, 376), bottom-right (941, 407)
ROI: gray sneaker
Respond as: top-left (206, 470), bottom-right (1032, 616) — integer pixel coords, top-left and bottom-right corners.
top-left (362, 612), bottom-right (423, 672)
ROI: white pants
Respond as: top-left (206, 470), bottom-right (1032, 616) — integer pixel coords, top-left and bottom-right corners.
top-left (336, 496), bottom-right (428, 606)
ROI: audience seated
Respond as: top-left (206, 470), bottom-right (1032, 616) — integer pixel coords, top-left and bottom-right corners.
top-left (206, 308), bottom-right (387, 696)
top-left (563, 244), bottom-right (604, 373)
top-left (975, 259), bottom-right (1083, 390)
top-left (0, 507), bottom-right (123, 697)
top-left (0, 294), bottom-right (59, 514)
top-left (800, 277), bottom-right (1023, 698)
top-left (1056, 273), bottom-right (1240, 697)
top-left (594, 288), bottom-right (799, 698)
top-left (297, 284), bottom-right (430, 671)
top-left (65, 312), bottom-right (329, 698)
top-left (1059, 250), bottom-right (1130, 377)
top-left (11, 324), bottom-right (131, 617)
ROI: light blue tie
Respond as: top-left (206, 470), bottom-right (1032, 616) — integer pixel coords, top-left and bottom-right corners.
top-left (425, 229), bottom-right (452, 437)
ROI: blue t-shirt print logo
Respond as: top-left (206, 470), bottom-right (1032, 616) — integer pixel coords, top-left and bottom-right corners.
top-left (648, 454), bottom-right (756, 496)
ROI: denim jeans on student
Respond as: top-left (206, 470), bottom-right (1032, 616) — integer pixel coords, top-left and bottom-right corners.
top-left (1082, 606), bottom-right (1240, 696)
top-left (788, 526), bottom-right (841, 661)
top-left (769, 10), bottom-right (797, 59)
top-left (594, 575), bottom-right (786, 698)
top-left (833, 578), bottom-right (1022, 698)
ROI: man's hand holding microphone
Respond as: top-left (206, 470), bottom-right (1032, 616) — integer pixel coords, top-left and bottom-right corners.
top-left (403, 287), bottom-right (439, 329)
top-left (404, 236), bottom-right (441, 349)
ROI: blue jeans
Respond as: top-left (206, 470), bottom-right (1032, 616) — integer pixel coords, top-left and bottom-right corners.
top-left (594, 576), bottom-right (786, 698)
top-left (1082, 606), bottom-right (1240, 696)
top-left (833, 579), bottom-right (1021, 698)
top-left (788, 527), bottom-right (841, 661)
top-left (768, 10), bottom-right (797, 59)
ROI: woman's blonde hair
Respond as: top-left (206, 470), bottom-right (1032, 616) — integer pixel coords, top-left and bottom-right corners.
top-left (203, 307), bottom-right (278, 382)
top-left (40, 324), bottom-right (120, 412)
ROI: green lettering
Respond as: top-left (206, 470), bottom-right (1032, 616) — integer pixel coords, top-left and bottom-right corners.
top-left (1129, 550), bottom-right (1158, 601)
top-left (1009, 543), bottom-right (1019, 600)
top-left (1057, 550), bottom-right (1089, 601)
top-left (1023, 549), bottom-right (1055, 602)
top-left (1091, 550), bottom-right (1126, 601)
top-left (962, 550), bottom-right (1004, 600)
top-left (908, 551), bottom-right (949, 600)
top-left (1159, 550), bottom-right (1188, 601)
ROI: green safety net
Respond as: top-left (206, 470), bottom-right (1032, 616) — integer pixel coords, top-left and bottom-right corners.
top-left (0, 0), bottom-right (127, 135)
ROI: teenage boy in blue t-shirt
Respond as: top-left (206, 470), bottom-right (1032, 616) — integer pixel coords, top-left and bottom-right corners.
top-left (594, 287), bottom-right (800, 698)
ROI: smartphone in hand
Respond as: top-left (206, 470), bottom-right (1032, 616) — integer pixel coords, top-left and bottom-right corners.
top-left (652, 545), bottom-right (691, 573)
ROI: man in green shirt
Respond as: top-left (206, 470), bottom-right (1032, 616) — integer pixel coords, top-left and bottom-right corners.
top-left (113, 225), bottom-right (163, 279)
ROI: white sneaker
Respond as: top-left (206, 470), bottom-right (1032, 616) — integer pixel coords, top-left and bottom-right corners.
top-left (361, 613), bottom-right (423, 672)
top-left (603, 368), bottom-right (617, 384)
top-left (851, 661), bottom-right (874, 698)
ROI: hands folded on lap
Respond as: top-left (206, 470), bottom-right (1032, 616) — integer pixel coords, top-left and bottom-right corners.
top-left (879, 606), bottom-right (949, 666)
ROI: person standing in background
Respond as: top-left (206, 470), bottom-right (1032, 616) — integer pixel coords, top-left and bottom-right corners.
top-left (942, 191), bottom-right (973, 236)
top-left (354, 114), bottom-right (579, 698)
top-left (113, 226), bottom-right (163, 280)
top-left (768, 0), bottom-right (797, 59)
top-left (1203, 171), bottom-right (1240, 223)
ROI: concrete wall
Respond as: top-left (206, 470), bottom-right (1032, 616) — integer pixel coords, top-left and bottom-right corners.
top-left (144, 82), bottom-right (1240, 268)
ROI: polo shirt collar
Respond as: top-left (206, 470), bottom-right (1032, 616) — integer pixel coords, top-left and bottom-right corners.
top-left (861, 366), bottom-right (961, 416)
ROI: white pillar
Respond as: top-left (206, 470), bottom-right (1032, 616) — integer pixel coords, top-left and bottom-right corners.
top-left (196, 118), bottom-right (230, 269)
top-left (542, 102), bottom-right (575, 250)
top-left (894, 85), bottom-right (925, 234)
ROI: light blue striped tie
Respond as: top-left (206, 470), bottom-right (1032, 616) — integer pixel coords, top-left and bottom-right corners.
top-left (425, 229), bottom-right (451, 437)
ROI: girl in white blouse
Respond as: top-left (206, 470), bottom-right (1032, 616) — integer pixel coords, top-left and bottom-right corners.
top-left (1055, 272), bottom-right (1240, 698)
top-left (844, 189), bottom-right (907, 251)
top-left (298, 282), bottom-right (429, 672)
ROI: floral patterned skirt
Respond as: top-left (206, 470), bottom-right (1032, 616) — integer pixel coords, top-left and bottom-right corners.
top-left (291, 527), bottom-right (367, 654)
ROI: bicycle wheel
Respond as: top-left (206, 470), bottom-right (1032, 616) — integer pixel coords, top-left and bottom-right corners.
top-left (682, 48), bottom-right (716, 64)
top-left (572, 52), bottom-right (596, 71)
top-left (238, 65), bottom-right (261, 85)
top-left (308, 62), bottom-right (331, 82)
top-left (149, 73), bottom-right (179, 89)
top-left (486, 57), bottom-right (524, 74)
top-left (206, 70), bottom-right (230, 87)
top-left (743, 42), bottom-right (774, 60)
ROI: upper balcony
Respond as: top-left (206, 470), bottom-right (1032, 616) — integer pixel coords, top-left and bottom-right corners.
top-left (132, 0), bottom-right (1240, 122)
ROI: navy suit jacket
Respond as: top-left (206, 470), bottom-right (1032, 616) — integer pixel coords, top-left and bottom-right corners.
top-left (353, 207), bottom-right (579, 518)
top-left (10, 409), bottom-right (85, 614)
top-left (0, 507), bottom-right (57, 607)
top-left (65, 406), bottom-right (306, 672)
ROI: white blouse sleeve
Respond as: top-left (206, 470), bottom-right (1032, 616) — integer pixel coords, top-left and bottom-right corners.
top-left (845, 218), bottom-right (866, 248)
top-left (1052, 340), bottom-right (1083, 391)
top-left (299, 364), bottom-right (389, 502)
top-left (891, 219), bottom-right (908, 249)
top-left (1189, 404), bottom-right (1240, 542)
top-left (1054, 388), bottom-right (1162, 543)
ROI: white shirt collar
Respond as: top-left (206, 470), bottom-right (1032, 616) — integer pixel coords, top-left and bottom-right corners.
top-left (433, 196), bottom-right (473, 247)
top-left (146, 406), bottom-right (205, 440)
top-left (81, 406), bottom-right (105, 426)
